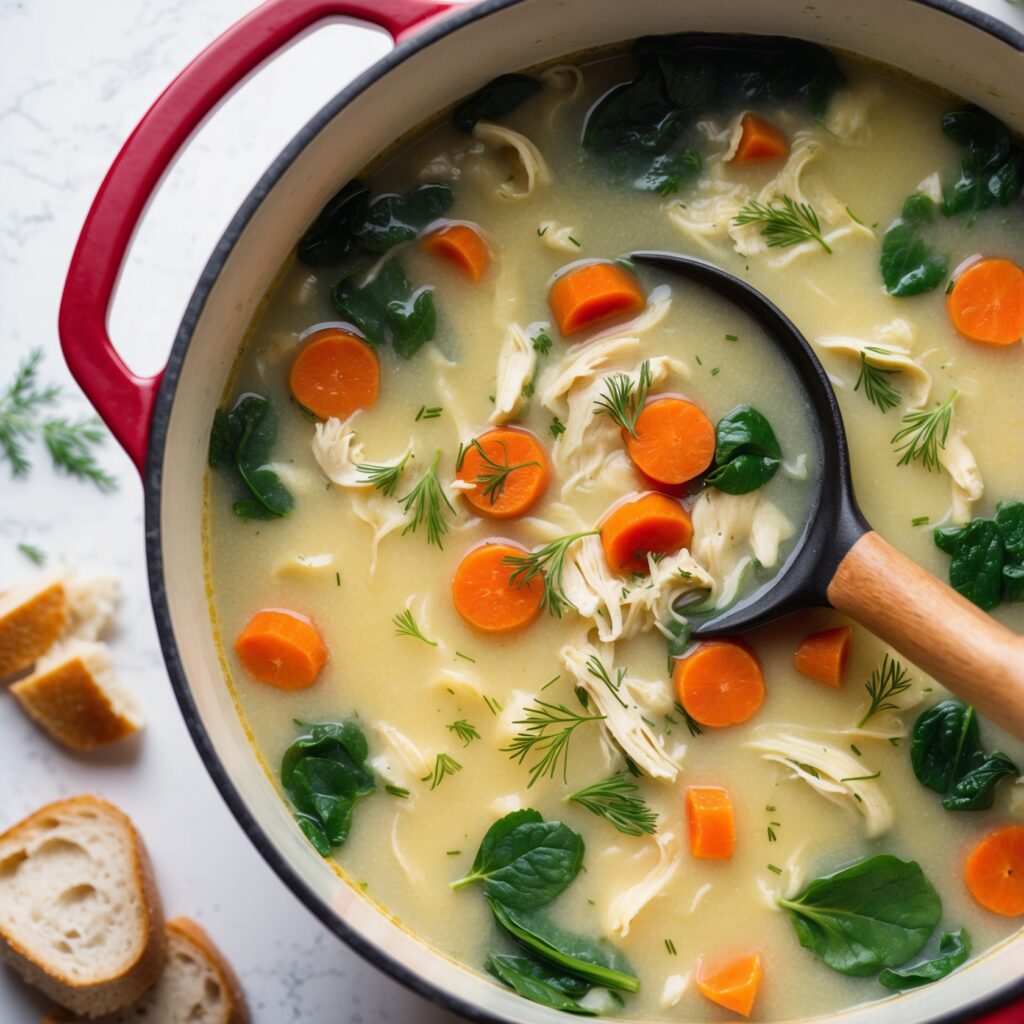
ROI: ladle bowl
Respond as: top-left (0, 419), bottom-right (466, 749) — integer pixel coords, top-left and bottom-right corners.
top-left (633, 251), bottom-right (1024, 737)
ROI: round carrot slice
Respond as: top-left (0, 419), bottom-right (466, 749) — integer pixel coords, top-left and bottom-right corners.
top-left (947, 258), bottom-right (1024, 346)
top-left (673, 641), bottom-right (765, 728)
top-left (234, 608), bottom-right (328, 690)
top-left (289, 328), bottom-right (380, 419)
top-left (455, 428), bottom-right (550, 519)
top-left (686, 786), bottom-right (736, 860)
top-left (731, 113), bottom-right (789, 163)
top-left (625, 398), bottom-right (716, 485)
top-left (421, 223), bottom-right (491, 283)
top-left (548, 262), bottom-right (646, 338)
top-left (965, 825), bottom-right (1024, 916)
top-left (793, 625), bottom-right (853, 689)
top-left (452, 542), bottom-right (544, 634)
top-left (695, 954), bottom-right (763, 1017)
top-left (600, 493), bottom-right (693, 575)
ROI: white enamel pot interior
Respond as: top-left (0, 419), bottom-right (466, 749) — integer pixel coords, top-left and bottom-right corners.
top-left (147, 0), bottom-right (1024, 1021)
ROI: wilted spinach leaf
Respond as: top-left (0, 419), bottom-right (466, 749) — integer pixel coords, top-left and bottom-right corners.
top-left (485, 953), bottom-right (596, 1014)
top-left (281, 720), bottom-right (376, 856)
top-left (940, 109), bottom-right (1024, 218)
top-left (879, 194), bottom-right (948, 297)
top-left (705, 405), bottom-right (782, 494)
top-left (388, 288), bottom-right (437, 359)
top-left (297, 180), bottom-right (372, 267)
top-left (454, 73), bottom-right (542, 133)
top-left (934, 519), bottom-right (1006, 611)
top-left (633, 149), bottom-right (702, 195)
top-left (778, 855), bottom-right (941, 976)
top-left (355, 183), bottom-right (454, 253)
top-left (878, 929), bottom-right (971, 991)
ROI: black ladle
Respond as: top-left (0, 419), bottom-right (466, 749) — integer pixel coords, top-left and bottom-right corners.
top-left (633, 251), bottom-right (1024, 736)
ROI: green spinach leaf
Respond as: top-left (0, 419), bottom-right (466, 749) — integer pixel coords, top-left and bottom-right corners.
top-left (454, 74), bottom-right (542, 133)
top-left (485, 953), bottom-right (596, 1014)
top-left (489, 900), bottom-right (640, 993)
top-left (704, 405), bottom-right (782, 494)
top-left (879, 194), bottom-right (948, 297)
top-left (778, 855), bottom-right (941, 976)
top-left (355, 183), bottom-right (454, 253)
top-left (451, 810), bottom-right (584, 909)
top-left (388, 289), bottom-right (437, 359)
top-left (934, 519), bottom-right (1005, 611)
top-left (878, 929), bottom-right (971, 991)
top-left (281, 720), bottom-right (376, 856)
top-left (297, 180), bottom-right (372, 267)
top-left (940, 109), bottom-right (1024, 218)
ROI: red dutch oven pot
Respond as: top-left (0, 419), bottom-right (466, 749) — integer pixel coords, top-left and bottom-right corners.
top-left (58, 0), bottom-right (1024, 1020)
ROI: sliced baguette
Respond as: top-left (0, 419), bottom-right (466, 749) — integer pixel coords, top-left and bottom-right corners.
top-left (10, 641), bottom-right (143, 751)
top-left (0, 572), bottom-right (67, 681)
top-left (42, 918), bottom-right (249, 1024)
top-left (0, 796), bottom-right (165, 1017)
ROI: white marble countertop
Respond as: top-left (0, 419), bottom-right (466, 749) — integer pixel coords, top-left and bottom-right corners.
top-left (0, 1), bottom-right (1021, 1022)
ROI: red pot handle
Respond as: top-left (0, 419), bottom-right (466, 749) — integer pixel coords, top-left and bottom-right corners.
top-left (58, 0), bottom-right (456, 474)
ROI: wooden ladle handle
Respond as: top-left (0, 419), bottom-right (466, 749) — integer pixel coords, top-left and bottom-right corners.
top-left (827, 531), bottom-right (1024, 738)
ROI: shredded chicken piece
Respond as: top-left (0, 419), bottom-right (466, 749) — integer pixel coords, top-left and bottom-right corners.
top-left (660, 973), bottom-right (692, 1009)
top-left (312, 414), bottom-right (408, 488)
top-left (489, 794), bottom-right (523, 818)
top-left (373, 722), bottom-right (434, 784)
top-left (495, 689), bottom-right (537, 745)
top-left (745, 731), bottom-right (893, 837)
top-left (428, 667), bottom-right (483, 701)
top-left (916, 171), bottom-right (943, 205)
top-left (472, 121), bottom-right (551, 199)
top-left (939, 427), bottom-right (984, 524)
top-left (605, 830), bottom-right (683, 937)
top-left (489, 323), bottom-right (537, 424)
top-left (537, 220), bottom-right (581, 253)
top-left (824, 81), bottom-right (883, 143)
top-left (272, 553), bottom-right (334, 580)
top-left (429, 348), bottom-right (474, 441)
top-left (755, 840), bottom-right (810, 909)
top-left (390, 812), bottom-right (422, 883)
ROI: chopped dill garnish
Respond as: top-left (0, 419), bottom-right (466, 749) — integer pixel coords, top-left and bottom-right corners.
top-left (17, 542), bottom-right (45, 566)
top-left (335, 571), bottom-right (341, 587)
top-left (421, 753), bottom-right (462, 790)
top-left (392, 609), bottom-right (438, 647)
top-left (532, 330), bottom-right (553, 355)
top-left (858, 653), bottom-right (913, 728)
top-left (568, 236), bottom-right (581, 247)
top-left (356, 450), bottom-right (412, 496)
top-left (503, 531), bottom-right (599, 618)
top-left (733, 195), bottom-right (832, 254)
top-left (945, 279), bottom-right (955, 295)
top-left (664, 938), bottom-right (677, 956)
top-left (415, 405), bottom-right (442, 421)
top-left (455, 650), bottom-right (476, 663)
top-left (674, 700), bottom-right (703, 737)
top-left (549, 416), bottom-right (566, 438)
top-left (725, 333), bottom-right (738, 341)
top-left (465, 438), bottom-right (539, 506)
top-left (850, 743), bottom-right (863, 757)
top-left (503, 700), bottom-right (605, 788)
top-left (447, 719), bottom-right (480, 747)
top-left (911, 515), bottom-right (931, 527)
top-left (593, 360), bottom-right (651, 438)
top-left (854, 352), bottom-right (902, 413)
top-left (541, 675), bottom-right (561, 691)
top-left (537, 225), bottom-right (548, 237)
top-left (710, 367), bottom-right (720, 377)
top-left (483, 695), bottom-right (503, 716)
top-left (767, 823), bottom-right (779, 842)
top-left (446, 850), bottom-right (462, 856)
top-left (767, 863), bottom-right (783, 875)
top-left (398, 449), bottom-right (455, 547)
top-left (586, 654), bottom-right (628, 709)
top-left (385, 785), bottom-right (410, 798)
top-left (891, 390), bottom-right (957, 472)
top-left (568, 772), bottom-right (658, 836)
top-left (840, 770), bottom-right (882, 782)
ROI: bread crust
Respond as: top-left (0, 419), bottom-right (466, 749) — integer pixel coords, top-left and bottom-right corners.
top-left (0, 796), bottom-right (165, 1017)
top-left (166, 918), bottom-right (250, 1024)
top-left (0, 578), bottom-right (67, 680)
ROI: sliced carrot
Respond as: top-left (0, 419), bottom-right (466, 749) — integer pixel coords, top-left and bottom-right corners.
top-left (548, 262), bottom-right (646, 338)
top-left (947, 258), bottom-right (1024, 346)
top-left (965, 826), bottom-right (1024, 916)
top-left (695, 954), bottom-right (763, 1018)
top-left (452, 542), bottom-right (543, 634)
top-left (421, 223), bottom-right (491, 283)
top-left (234, 609), bottom-right (327, 690)
top-left (673, 641), bottom-right (765, 728)
top-left (793, 625), bottom-right (853, 688)
top-left (686, 786), bottom-right (736, 860)
top-left (625, 397), bottom-right (716, 485)
top-left (289, 328), bottom-right (380, 420)
top-left (731, 113), bottom-right (789, 163)
top-left (455, 428), bottom-right (550, 519)
top-left (600, 493), bottom-right (693, 575)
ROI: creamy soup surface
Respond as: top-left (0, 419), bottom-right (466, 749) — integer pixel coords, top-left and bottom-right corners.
top-left (206, 40), bottom-right (1024, 1022)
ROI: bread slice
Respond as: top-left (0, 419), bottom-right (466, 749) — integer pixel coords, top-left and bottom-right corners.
top-left (10, 641), bottom-right (143, 751)
top-left (0, 796), bottom-right (165, 1016)
top-left (62, 575), bottom-right (120, 643)
top-left (42, 918), bottom-right (249, 1024)
top-left (0, 572), bottom-right (67, 681)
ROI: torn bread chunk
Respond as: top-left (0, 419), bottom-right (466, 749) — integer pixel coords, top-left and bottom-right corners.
top-left (45, 917), bottom-right (249, 1024)
top-left (0, 571), bottom-right (67, 680)
top-left (0, 796), bottom-right (165, 1017)
top-left (11, 641), bottom-right (142, 751)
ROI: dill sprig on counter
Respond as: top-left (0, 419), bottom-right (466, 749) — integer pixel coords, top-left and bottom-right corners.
top-left (392, 609), bottom-right (437, 647)
top-left (858, 653), bottom-right (913, 728)
top-left (503, 700), bottom-right (606, 788)
top-left (854, 350), bottom-right (902, 413)
top-left (0, 349), bottom-right (115, 490)
top-left (398, 449), bottom-right (455, 547)
top-left (593, 360), bottom-right (652, 438)
top-left (733, 195), bottom-right (832, 254)
top-left (890, 390), bottom-right (957, 471)
top-left (502, 531), bottom-right (599, 618)
top-left (357, 450), bottom-right (412, 496)
top-left (568, 772), bottom-right (658, 836)
top-left (17, 542), bottom-right (46, 566)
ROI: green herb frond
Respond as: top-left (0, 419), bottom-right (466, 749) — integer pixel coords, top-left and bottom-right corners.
top-left (392, 608), bottom-right (438, 647)
top-left (890, 390), bottom-right (957, 472)
top-left (733, 195), bottom-right (832, 254)
top-left (447, 719), bottom-right (480, 747)
top-left (857, 653), bottom-right (913, 728)
top-left (421, 753), bottom-right (462, 790)
top-left (502, 530), bottom-right (599, 618)
top-left (532, 330), bottom-right (553, 355)
top-left (399, 449), bottom-right (455, 547)
top-left (502, 699), bottom-right (605, 788)
top-left (467, 438), bottom-right (540, 506)
top-left (357, 450), bottom-right (412, 496)
top-left (673, 700), bottom-right (704, 737)
top-left (567, 772), bottom-right (657, 836)
top-left (17, 542), bottom-right (45, 566)
top-left (854, 352), bottom-right (902, 413)
top-left (585, 655), bottom-right (628, 709)
top-left (593, 360), bottom-right (651, 438)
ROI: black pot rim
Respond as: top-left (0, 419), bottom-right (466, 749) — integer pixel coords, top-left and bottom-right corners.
top-left (143, 1), bottom-right (1024, 1021)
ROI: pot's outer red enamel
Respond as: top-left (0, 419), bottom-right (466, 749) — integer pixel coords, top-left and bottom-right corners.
top-left (59, 1), bottom-right (1024, 1021)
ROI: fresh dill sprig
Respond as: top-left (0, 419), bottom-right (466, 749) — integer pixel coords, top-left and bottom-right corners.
top-left (550, 416), bottom-right (566, 438)
top-left (502, 530), bottom-right (599, 618)
top-left (567, 772), bottom-right (658, 836)
top-left (732, 195), bottom-right (833, 254)
top-left (0, 349), bottom-right (115, 490)
top-left (593, 360), bottom-right (652, 438)
top-left (857, 653), bottom-right (913, 728)
top-left (532, 330), bottom-right (553, 355)
top-left (398, 449), bottom-right (455, 547)
top-left (447, 719), bottom-right (480, 747)
top-left (585, 655), bottom-right (628, 709)
top-left (17, 542), bottom-right (46, 566)
top-left (385, 784), bottom-right (410, 798)
top-left (502, 700), bottom-right (605, 788)
top-left (891, 390), bottom-right (957, 472)
top-left (854, 351), bottom-right (902, 413)
top-left (673, 700), bottom-right (703, 737)
top-left (421, 753), bottom-right (462, 790)
top-left (392, 608), bottom-right (437, 647)
top-left (357, 450), bottom-right (412, 496)
top-left (466, 438), bottom-right (539, 506)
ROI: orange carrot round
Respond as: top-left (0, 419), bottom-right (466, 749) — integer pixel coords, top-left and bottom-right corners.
top-left (452, 542), bottom-right (544, 634)
top-left (600, 493), bottom-right (693, 575)
top-left (947, 258), bottom-right (1024, 346)
top-left (625, 398), bottom-right (716, 485)
top-left (686, 786), bottom-right (736, 860)
top-left (234, 609), bottom-right (328, 690)
top-left (793, 625), bottom-right (853, 688)
top-left (695, 954), bottom-right (763, 1018)
top-left (421, 223), bottom-right (491, 283)
top-left (548, 262), bottom-right (646, 338)
top-left (455, 428), bottom-right (550, 519)
top-left (289, 328), bottom-right (380, 420)
top-left (965, 826), bottom-right (1024, 916)
top-left (673, 641), bottom-right (765, 728)
top-left (731, 113), bottom-right (789, 163)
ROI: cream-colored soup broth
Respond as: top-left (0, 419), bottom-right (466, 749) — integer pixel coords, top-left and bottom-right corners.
top-left (207, 39), bottom-right (1024, 1022)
